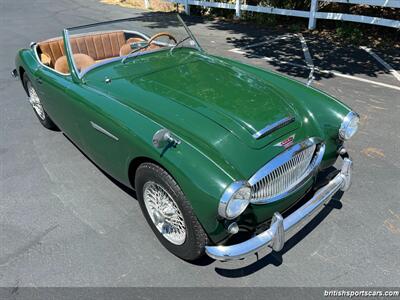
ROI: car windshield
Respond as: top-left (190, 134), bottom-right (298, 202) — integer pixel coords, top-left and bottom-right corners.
top-left (64, 13), bottom-right (201, 77)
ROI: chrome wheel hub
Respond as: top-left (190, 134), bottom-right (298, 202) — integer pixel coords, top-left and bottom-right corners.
top-left (143, 181), bottom-right (186, 245)
top-left (27, 82), bottom-right (45, 120)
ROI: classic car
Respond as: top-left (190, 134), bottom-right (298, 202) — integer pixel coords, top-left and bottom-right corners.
top-left (12, 14), bottom-right (359, 261)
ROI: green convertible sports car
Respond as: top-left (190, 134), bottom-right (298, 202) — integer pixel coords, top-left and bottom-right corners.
top-left (13, 14), bottom-right (359, 261)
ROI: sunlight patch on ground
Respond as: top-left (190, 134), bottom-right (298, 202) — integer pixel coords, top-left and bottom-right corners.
top-left (101, 0), bottom-right (177, 12)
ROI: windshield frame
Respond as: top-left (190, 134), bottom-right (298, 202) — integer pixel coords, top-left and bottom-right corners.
top-left (63, 14), bottom-right (202, 81)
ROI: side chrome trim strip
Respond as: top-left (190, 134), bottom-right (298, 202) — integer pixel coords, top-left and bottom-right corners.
top-left (90, 121), bottom-right (119, 141)
top-left (252, 116), bottom-right (295, 140)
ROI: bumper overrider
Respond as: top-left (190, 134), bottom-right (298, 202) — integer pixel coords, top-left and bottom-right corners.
top-left (205, 155), bottom-right (352, 261)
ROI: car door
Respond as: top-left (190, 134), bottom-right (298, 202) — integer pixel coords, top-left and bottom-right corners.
top-left (71, 84), bottom-right (130, 182)
top-left (35, 65), bottom-right (128, 181)
top-left (34, 66), bottom-right (83, 146)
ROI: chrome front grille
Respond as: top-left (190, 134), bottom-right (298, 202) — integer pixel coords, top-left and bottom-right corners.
top-left (249, 139), bottom-right (324, 204)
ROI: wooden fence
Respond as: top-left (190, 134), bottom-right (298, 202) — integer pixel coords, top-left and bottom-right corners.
top-left (164, 0), bottom-right (400, 29)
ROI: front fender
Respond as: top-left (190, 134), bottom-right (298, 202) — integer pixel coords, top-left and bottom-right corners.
top-left (123, 120), bottom-right (234, 243)
top-left (76, 85), bottom-right (232, 243)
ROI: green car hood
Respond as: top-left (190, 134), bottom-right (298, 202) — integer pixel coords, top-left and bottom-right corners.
top-left (85, 49), bottom-right (305, 149)
top-left (84, 48), bottom-right (344, 179)
top-left (134, 53), bottom-right (302, 147)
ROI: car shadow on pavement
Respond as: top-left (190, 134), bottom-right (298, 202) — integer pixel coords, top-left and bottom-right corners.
top-left (62, 133), bottom-right (138, 199)
top-left (214, 190), bottom-right (343, 278)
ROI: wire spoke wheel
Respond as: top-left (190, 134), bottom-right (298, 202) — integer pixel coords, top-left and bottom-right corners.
top-left (27, 81), bottom-right (45, 120)
top-left (143, 181), bottom-right (187, 245)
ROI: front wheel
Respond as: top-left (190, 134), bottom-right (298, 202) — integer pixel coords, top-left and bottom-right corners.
top-left (23, 73), bottom-right (57, 130)
top-left (135, 163), bottom-right (208, 261)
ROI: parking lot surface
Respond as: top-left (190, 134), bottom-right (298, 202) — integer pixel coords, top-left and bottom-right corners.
top-left (1, 0), bottom-right (399, 287)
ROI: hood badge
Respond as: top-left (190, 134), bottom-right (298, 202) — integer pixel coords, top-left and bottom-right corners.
top-left (252, 116), bottom-right (295, 140)
top-left (274, 134), bottom-right (296, 148)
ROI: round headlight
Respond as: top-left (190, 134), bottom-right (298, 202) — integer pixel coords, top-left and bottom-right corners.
top-left (339, 111), bottom-right (359, 140)
top-left (218, 181), bottom-right (251, 220)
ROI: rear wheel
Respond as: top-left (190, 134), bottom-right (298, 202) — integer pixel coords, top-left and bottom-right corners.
top-left (23, 73), bottom-right (57, 130)
top-left (135, 163), bottom-right (208, 261)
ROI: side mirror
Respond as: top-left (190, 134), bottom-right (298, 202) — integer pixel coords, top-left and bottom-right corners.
top-left (152, 128), bottom-right (180, 149)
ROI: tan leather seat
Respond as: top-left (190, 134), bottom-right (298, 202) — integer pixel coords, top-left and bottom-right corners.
top-left (54, 54), bottom-right (95, 74)
top-left (119, 43), bottom-right (133, 57)
top-left (37, 31), bottom-right (127, 68)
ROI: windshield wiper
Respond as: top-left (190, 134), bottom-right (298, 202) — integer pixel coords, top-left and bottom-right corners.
top-left (176, 14), bottom-right (203, 52)
top-left (169, 36), bottom-right (191, 54)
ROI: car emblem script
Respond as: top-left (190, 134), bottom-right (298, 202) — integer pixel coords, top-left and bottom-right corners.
top-left (274, 134), bottom-right (295, 148)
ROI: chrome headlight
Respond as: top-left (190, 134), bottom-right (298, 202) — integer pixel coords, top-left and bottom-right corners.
top-left (218, 181), bottom-right (251, 220)
top-left (339, 111), bottom-right (359, 140)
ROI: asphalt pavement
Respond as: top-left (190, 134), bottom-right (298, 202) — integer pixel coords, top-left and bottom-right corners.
top-left (0, 0), bottom-right (399, 287)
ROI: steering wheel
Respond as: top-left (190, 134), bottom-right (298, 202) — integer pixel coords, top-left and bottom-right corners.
top-left (147, 32), bottom-right (177, 45)
top-left (121, 32), bottom-right (178, 63)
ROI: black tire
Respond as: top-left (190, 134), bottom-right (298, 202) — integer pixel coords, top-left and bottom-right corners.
top-left (135, 163), bottom-right (208, 261)
top-left (23, 73), bottom-right (57, 130)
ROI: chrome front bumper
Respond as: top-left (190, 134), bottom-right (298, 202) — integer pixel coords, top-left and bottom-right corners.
top-left (205, 157), bottom-right (352, 261)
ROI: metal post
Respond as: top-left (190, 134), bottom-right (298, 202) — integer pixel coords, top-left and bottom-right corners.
top-left (235, 0), bottom-right (241, 19)
top-left (144, 0), bottom-right (150, 9)
top-left (185, 0), bottom-right (190, 15)
top-left (308, 0), bottom-right (318, 30)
